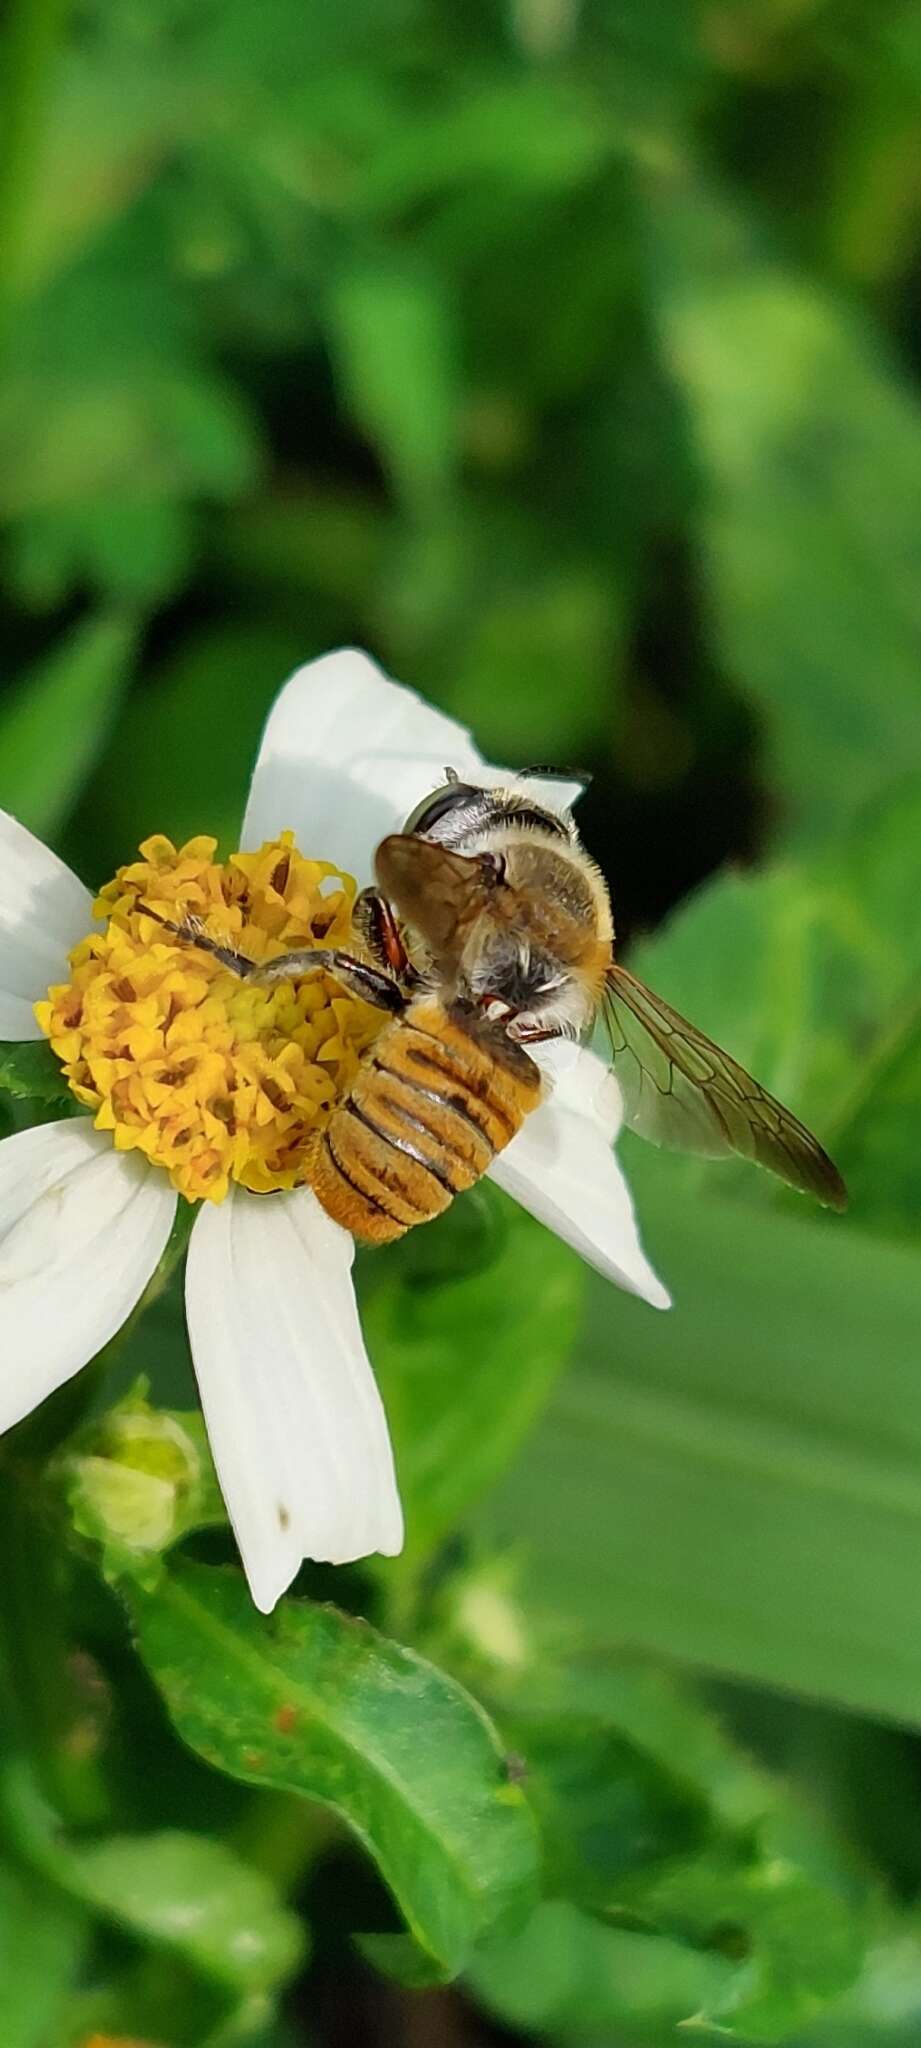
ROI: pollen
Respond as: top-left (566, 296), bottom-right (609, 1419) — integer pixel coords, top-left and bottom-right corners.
top-left (35, 833), bottom-right (384, 1204)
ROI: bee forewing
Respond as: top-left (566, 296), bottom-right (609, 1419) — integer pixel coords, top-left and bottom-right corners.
top-left (375, 834), bottom-right (497, 965)
top-left (603, 965), bottom-right (848, 1211)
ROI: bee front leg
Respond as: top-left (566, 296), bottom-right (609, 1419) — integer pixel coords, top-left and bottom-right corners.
top-left (507, 1021), bottom-right (567, 1045)
top-left (352, 888), bottom-right (422, 988)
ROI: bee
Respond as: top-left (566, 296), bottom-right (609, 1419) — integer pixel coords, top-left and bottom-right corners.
top-left (149, 775), bottom-right (846, 1238)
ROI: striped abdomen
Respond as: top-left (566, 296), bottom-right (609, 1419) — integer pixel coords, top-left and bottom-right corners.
top-left (310, 997), bottom-right (543, 1245)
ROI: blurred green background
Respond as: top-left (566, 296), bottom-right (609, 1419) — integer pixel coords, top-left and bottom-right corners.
top-left (5, 2), bottom-right (921, 2045)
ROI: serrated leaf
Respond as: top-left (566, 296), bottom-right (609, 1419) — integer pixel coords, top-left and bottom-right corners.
top-left (125, 1561), bottom-right (538, 1977)
top-left (0, 1039), bottom-right (76, 1109)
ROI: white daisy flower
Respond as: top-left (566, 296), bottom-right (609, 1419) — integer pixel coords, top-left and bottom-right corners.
top-left (0, 649), bottom-right (668, 1612)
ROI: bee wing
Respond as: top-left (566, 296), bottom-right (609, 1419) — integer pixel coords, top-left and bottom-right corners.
top-left (375, 833), bottom-right (498, 964)
top-left (604, 963), bottom-right (847, 1210)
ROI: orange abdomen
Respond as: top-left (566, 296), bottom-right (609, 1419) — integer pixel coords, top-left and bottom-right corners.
top-left (309, 997), bottom-right (542, 1244)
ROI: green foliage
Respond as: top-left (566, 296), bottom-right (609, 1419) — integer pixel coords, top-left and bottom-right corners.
top-left (2, 0), bottom-right (921, 2041)
top-left (461, 1642), bottom-right (867, 2040)
top-left (125, 1561), bottom-right (538, 1978)
top-left (644, 176), bottom-right (921, 846)
top-left (71, 1830), bottom-right (305, 1995)
top-left (469, 1901), bottom-right (735, 2039)
top-left (360, 1190), bottom-right (584, 1565)
top-left (487, 1180), bottom-right (921, 1726)
top-left (0, 612), bottom-right (137, 835)
top-left (0, 1039), bottom-right (77, 1108)
top-left (0, 1863), bottom-right (87, 2048)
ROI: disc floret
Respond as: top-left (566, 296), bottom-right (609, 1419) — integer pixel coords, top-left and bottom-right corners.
top-left (36, 833), bottom-right (383, 1203)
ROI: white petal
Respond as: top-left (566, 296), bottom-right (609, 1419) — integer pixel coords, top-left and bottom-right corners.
top-left (488, 1045), bottom-right (670, 1309)
top-left (241, 648), bottom-right (584, 880)
top-left (185, 1184), bottom-right (403, 1612)
top-left (0, 812), bottom-right (94, 1039)
top-left (0, 1121), bottom-right (177, 1432)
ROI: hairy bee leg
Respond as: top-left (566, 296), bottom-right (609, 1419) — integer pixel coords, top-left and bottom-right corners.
top-left (246, 948), bottom-right (408, 1014)
top-left (139, 903), bottom-right (406, 1014)
top-left (139, 903), bottom-right (255, 974)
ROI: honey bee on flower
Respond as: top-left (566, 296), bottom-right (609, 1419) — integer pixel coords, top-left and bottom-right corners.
top-left (0, 649), bottom-right (674, 1611)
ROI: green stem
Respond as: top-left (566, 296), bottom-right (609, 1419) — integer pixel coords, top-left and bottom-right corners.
top-left (0, 0), bottom-right (67, 336)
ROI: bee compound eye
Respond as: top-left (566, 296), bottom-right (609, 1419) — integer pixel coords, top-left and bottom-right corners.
top-left (403, 781), bottom-right (481, 836)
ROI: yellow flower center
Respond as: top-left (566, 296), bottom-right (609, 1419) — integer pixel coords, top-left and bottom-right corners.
top-left (35, 833), bottom-right (384, 1204)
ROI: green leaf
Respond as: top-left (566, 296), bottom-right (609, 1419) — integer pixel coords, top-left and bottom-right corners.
top-left (71, 1829), bottom-right (304, 1995)
top-left (327, 257), bottom-right (458, 512)
top-left (360, 1190), bottom-right (584, 1566)
top-left (799, 1919), bottom-right (921, 2046)
top-left (0, 1038), bottom-right (76, 1109)
top-left (645, 177), bottom-right (921, 846)
top-left (125, 1560), bottom-right (539, 1977)
top-left (356, 1930), bottom-right (453, 1988)
top-left (482, 1175), bottom-right (921, 1729)
top-left (625, 773), bottom-right (921, 1239)
top-left (491, 1649), bottom-right (772, 1915)
top-left (470, 1644), bottom-right (864, 2039)
top-left (468, 1898), bottom-right (734, 2039)
top-left (0, 1862), bottom-right (87, 2048)
top-left (0, 612), bottom-right (137, 834)
top-left (450, 566), bottom-right (620, 763)
top-left (617, 1837), bottom-right (863, 2040)
top-left (75, 621), bottom-right (305, 876)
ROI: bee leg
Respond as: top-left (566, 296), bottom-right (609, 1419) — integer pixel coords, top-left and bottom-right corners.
top-left (507, 1022), bottom-right (566, 1045)
top-left (139, 905), bottom-right (406, 1014)
top-left (139, 903), bottom-right (257, 975)
top-left (246, 948), bottom-right (408, 1014)
top-left (352, 888), bottom-right (422, 987)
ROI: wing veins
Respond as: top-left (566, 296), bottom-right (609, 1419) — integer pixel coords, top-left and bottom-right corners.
top-left (603, 964), bottom-right (847, 1210)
